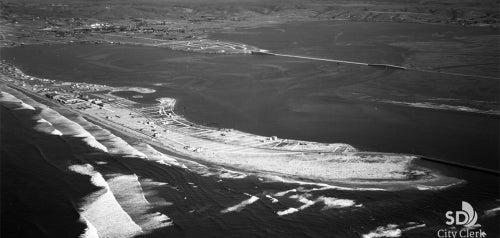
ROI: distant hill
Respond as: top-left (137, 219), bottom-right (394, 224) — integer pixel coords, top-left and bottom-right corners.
top-left (1, 0), bottom-right (498, 26)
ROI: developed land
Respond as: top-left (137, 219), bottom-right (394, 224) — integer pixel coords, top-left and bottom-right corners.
top-left (0, 2), bottom-right (498, 238)
top-left (1, 0), bottom-right (498, 47)
top-left (0, 61), bottom-right (460, 189)
top-left (2, 0), bottom-right (495, 187)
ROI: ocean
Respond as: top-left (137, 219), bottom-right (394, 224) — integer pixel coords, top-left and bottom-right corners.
top-left (1, 20), bottom-right (498, 237)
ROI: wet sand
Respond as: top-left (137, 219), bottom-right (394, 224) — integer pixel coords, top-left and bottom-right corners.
top-left (1, 19), bottom-right (498, 238)
top-left (1, 67), bottom-right (498, 238)
top-left (1, 73), bottom-right (457, 189)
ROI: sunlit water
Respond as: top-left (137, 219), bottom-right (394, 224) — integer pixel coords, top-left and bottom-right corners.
top-left (1, 21), bottom-right (498, 237)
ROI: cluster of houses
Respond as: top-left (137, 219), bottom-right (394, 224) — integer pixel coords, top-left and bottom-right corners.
top-left (45, 92), bottom-right (103, 107)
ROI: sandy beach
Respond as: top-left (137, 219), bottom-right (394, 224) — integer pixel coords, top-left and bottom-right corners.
top-left (0, 62), bottom-right (460, 190)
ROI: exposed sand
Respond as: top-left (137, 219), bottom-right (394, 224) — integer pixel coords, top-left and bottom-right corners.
top-left (0, 64), bottom-right (463, 191)
top-left (111, 87), bottom-right (156, 94)
top-left (0, 90), bottom-right (175, 237)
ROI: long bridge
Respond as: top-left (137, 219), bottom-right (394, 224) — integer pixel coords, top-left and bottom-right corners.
top-left (251, 50), bottom-right (498, 79)
top-left (252, 50), bottom-right (407, 70)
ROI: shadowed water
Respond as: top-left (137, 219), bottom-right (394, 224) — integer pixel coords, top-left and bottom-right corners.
top-left (1, 20), bottom-right (499, 237)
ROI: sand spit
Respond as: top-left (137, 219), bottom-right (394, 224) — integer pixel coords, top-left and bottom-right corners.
top-left (111, 87), bottom-right (156, 94)
top-left (0, 65), bottom-right (463, 190)
top-left (380, 100), bottom-right (500, 115)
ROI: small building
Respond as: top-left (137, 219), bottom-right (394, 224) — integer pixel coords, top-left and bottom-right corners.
top-left (45, 92), bottom-right (59, 99)
top-left (48, 93), bottom-right (83, 104)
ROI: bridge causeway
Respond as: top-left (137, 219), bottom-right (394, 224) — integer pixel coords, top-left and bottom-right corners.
top-left (251, 50), bottom-right (499, 79)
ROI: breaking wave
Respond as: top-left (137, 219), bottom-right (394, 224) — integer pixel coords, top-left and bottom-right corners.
top-left (362, 224), bottom-right (401, 238)
top-left (276, 193), bottom-right (360, 216)
top-left (316, 196), bottom-right (358, 210)
top-left (277, 208), bottom-right (299, 216)
top-left (362, 222), bottom-right (427, 238)
top-left (221, 194), bottom-right (260, 213)
top-left (0, 91), bottom-right (108, 152)
top-left (69, 164), bottom-right (143, 238)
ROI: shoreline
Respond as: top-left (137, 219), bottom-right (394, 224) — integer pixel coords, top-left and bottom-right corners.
top-left (1, 0), bottom-right (498, 48)
top-left (0, 61), bottom-right (463, 190)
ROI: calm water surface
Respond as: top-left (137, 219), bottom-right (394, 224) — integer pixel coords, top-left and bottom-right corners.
top-left (1, 21), bottom-right (498, 237)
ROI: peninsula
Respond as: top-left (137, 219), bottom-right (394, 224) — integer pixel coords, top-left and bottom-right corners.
top-left (0, 61), bottom-right (459, 190)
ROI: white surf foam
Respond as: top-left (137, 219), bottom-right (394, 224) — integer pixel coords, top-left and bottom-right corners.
top-left (362, 224), bottom-right (402, 238)
top-left (316, 196), bottom-right (357, 210)
top-left (69, 164), bottom-right (108, 189)
top-left (70, 116), bottom-right (148, 158)
top-left (0, 91), bottom-right (35, 111)
top-left (106, 174), bottom-right (174, 231)
top-left (68, 164), bottom-right (143, 238)
top-left (274, 188), bottom-right (298, 197)
top-left (290, 194), bottom-right (316, 210)
top-left (276, 194), bottom-right (316, 216)
top-left (415, 181), bottom-right (464, 191)
top-left (276, 193), bottom-right (360, 216)
top-left (265, 175), bottom-right (386, 191)
top-left (141, 178), bottom-right (168, 187)
top-left (277, 208), bottom-right (299, 216)
top-left (218, 168), bottom-right (248, 179)
top-left (0, 91), bottom-right (109, 152)
top-left (99, 135), bottom-right (146, 158)
top-left (221, 195), bottom-right (260, 213)
top-left (265, 195), bottom-right (279, 203)
top-left (51, 129), bottom-right (63, 136)
top-left (20, 102), bottom-right (36, 110)
top-left (37, 107), bottom-right (109, 152)
top-left (79, 217), bottom-right (99, 238)
top-left (132, 143), bottom-right (185, 167)
top-left (36, 118), bottom-right (53, 126)
top-left (0, 92), bottom-right (36, 111)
